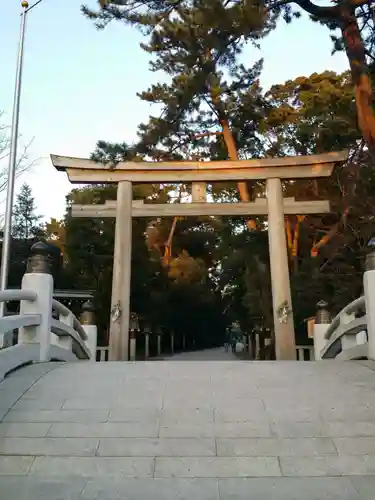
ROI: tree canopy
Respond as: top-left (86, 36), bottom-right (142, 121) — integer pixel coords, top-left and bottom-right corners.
top-left (82, 0), bottom-right (375, 150)
top-left (31, 66), bottom-right (372, 358)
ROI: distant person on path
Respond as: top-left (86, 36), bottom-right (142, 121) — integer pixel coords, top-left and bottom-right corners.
top-left (224, 327), bottom-right (230, 352)
top-left (230, 321), bottom-right (241, 353)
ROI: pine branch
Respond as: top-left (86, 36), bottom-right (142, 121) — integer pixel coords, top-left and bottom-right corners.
top-left (267, 0), bottom-right (340, 19)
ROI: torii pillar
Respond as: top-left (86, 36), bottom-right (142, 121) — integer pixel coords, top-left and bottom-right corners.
top-left (267, 178), bottom-right (295, 360)
top-left (109, 181), bottom-right (132, 361)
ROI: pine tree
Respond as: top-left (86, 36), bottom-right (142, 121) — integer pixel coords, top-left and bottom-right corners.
top-left (12, 183), bottom-right (43, 240)
top-left (84, 1), bottom-right (273, 260)
top-left (134, 5), bottom-right (273, 238)
top-left (83, 0), bottom-right (375, 151)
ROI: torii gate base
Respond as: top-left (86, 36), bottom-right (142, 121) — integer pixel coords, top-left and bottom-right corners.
top-left (51, 150), bottom-right (348, 361)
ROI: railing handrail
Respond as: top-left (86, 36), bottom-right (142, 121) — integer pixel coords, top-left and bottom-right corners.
top-left (52, 298), bottom-right (87, 341)
top-left (0, 289), bottom-right (37, 303)
top-left (0, 314), bottom-right (41, 337)
top-left (321, 316), bottom-right (367, 359)
top-left (52, 298), bottom-right (71, 317)
top-left (324, 296), bottom-right (365, 340)
top-left (51, 318), bottom-right (90, 359)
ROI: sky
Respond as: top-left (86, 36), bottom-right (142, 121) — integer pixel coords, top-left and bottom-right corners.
top-left (0, 0), bottom-right (349, 222)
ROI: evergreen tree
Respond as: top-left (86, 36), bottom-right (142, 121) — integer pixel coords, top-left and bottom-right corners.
top-left (83, 0), bottom-right (375, 150)
top-left (132, 4), bottom-right (271, 235)
top-left (12, 183), bottom-right (43, 240)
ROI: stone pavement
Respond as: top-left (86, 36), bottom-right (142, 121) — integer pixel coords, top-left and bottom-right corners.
top-left (168, 346), bottom-right (238, 361)
top-left (1, 356), bottom-right (375, 498)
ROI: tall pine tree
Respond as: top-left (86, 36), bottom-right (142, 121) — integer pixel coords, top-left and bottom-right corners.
top-left (12, 183), bottom-right (43, 240)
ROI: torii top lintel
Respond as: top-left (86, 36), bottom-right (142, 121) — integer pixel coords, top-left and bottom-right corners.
top-left (50, 150), bottom-right (348, 184)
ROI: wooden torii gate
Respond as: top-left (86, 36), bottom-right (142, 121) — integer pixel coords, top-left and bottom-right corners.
top-left (51, 150), bottom-right (348, 361)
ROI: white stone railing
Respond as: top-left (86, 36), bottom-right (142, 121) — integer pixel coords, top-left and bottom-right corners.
top-left (313, 240), bottom-right (375, 361)
top-left (96, 343), bottom-right (315, 361)
top-left (317, 297), bottom-right (367, 360)
top-left (0, 242), bottom-right (97, 380)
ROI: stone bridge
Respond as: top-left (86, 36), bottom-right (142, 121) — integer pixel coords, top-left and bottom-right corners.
top-left (2, 355), bottom-right (375, 499)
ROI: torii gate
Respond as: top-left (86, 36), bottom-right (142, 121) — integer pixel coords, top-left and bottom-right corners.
top-left (51, 150), bottom-right (348, 361)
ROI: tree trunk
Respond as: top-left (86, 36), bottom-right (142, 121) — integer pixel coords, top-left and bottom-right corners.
top-left (163, 216), bottom-right (178, 266)
top-left (310, 207), bottom-right (349, 257)
top-left (291, 215), bottom-right (304, 274)
top-left (285, 217), bottom-right (293, 259)
top-left (340, 4), bottom-right (375, 150)
top-left (221, 121), bottom-right (249, 201)
top-left (205, 55), bottom-right (257, 230)
top-left (220, 120), bottom-right (257, 229)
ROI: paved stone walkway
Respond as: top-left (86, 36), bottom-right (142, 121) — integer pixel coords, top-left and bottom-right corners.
top-left (169, 346), bottom-right (238, 361)
top-left (1, 357), bottom-right (375, 498)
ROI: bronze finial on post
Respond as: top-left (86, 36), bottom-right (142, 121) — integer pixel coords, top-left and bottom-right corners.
top-left (80, 300), bottom-right (95, 326)
top-left (26, 241), bottom-right (52, 274)
top-left (315, 300), bottom-right (331, 325)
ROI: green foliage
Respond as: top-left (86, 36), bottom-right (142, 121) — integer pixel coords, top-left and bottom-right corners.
top-left (5, 184), bottom-right (44, 288)
top-left (261, 70), bottom-right (359, 155)
top-left (82, 0), bottom-right (275, 36)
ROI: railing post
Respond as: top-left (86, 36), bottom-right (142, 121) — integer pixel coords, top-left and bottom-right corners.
top-left (129, 329), bottom-right (136, 361)
top-left (156, 327), bottom-right (162, 357)
top-left (144, 325), bottom-right (151, 359)
top-left (364, 238), bottom-right (375, 359)
top-left (129, 313), bottom-right (138, 361)
top-left (170, 330), bottom-right (174, 354)
top-left (313, 300), bottom-right (331, 360)
top-left (297, 347), bottom-right (304, 361)
top-left (309, 346), bottom-right (315, 360)
top-left (98, 347), bottom-right (109, 361)
top-left (80, 300), bottom-right (97, 362)
top-left (19, 241), bottom-right (53, 362)
top-left (254, 327), bottom-right (260, 360)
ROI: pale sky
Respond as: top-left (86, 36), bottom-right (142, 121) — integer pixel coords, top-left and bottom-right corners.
top-left (0, 0), bottom-right (348, 222)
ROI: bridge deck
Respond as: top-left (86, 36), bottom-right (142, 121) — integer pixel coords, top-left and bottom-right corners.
top-left (1, 352), bottom-right (375, 498)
